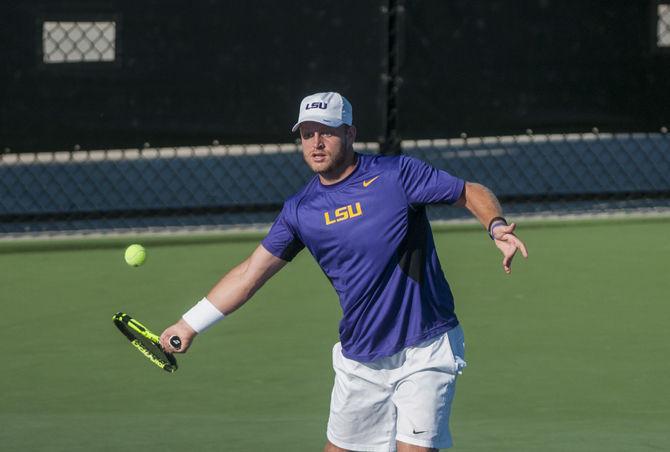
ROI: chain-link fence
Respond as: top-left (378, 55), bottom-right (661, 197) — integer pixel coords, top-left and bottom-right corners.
top-left (406, 131), bottom-right (670, 221)
top-left (1, 132), bottom-right (668, 236)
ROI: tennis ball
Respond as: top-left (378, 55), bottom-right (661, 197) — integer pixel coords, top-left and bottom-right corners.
top-left (124, 244), bottom-right (147, 267)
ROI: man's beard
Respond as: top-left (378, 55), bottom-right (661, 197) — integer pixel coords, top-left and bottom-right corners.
top-left (305, 144), bottom-right (349, 176)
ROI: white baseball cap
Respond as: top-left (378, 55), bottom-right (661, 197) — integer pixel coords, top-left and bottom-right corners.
top-left (291, 92), bottom-right (353, 132)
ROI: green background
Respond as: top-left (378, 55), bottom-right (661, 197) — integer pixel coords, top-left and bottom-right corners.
top-left (1, 218), bottom-right (668, 451)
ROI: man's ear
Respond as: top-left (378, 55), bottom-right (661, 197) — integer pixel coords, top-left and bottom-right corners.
top-left (347, 125), bottom-right (357, 144)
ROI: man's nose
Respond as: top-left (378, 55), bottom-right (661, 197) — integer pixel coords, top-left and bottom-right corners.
top-left (313, 133), bottom-right (325, 149)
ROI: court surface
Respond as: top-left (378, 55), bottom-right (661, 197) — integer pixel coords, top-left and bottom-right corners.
top-left (1, 217), bottom-right (668, 451)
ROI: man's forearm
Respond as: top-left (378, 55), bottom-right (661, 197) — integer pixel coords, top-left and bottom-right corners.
top-left (204, 244), bottom-right (287, 316)
top-left (176, 260), bottom-right (258, 336)
top-left (169, 245), bottom-right (286, 343)
top-left (458, 182), bottom-right (504, 229)
top-left (206, 259), bottom-right (264, 316)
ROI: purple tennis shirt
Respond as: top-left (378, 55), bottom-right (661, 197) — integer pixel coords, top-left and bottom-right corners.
top-left (261, 153), bottom-right (465, 362)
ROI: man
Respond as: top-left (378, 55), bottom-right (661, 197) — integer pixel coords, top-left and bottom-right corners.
top-left (160, 92), bottom-right (528, 451)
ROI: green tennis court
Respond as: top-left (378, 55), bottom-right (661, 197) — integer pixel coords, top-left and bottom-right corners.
top-left (1, 218), bottom-right (668, 451)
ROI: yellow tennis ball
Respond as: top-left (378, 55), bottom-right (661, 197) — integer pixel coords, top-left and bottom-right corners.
top-left (124, 244), bottom-right (147, 267)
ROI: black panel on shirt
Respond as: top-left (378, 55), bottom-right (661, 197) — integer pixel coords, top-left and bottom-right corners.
top-left (396, 206), bottom-right (430, 285)
top-left (279, 238), bottom-right (304, 262)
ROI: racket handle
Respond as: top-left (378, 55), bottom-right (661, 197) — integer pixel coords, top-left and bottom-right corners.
top-left (169, 335), bottom-right (182, 350)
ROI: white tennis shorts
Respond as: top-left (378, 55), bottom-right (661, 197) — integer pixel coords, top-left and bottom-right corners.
top-left (327, 325), bottom-right (466, 451)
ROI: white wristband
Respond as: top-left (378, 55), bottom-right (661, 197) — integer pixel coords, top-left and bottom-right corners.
top-left (182, 297), bottom-right (225, 333)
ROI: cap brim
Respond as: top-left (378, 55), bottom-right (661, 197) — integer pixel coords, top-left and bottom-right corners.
top-left (291, 117), bottom-right (345, 133)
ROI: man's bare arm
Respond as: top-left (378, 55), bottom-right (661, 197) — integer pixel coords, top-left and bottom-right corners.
top-left (160, 244), bottom-right (288, 352)
top-left (206, 244), bottom-right (288, 315)
top-left (455, 182), bottom-right (529, 274)
top-left (454, 182), bottom-right (503, 226)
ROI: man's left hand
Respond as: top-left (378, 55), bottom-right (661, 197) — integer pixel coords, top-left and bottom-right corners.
top-left (492, 223), bottom-right (528, 274)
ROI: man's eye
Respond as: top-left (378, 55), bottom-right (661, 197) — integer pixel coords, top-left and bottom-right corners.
top-left (302, 132), bottom-right (314, 139)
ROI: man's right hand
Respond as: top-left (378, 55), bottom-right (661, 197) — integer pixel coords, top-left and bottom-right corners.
top-left (160, 319), bottom-right (198, 353)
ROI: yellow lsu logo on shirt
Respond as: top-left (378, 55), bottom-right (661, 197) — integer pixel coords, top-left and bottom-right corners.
top-left (324, 202), bottom-right (363, 225)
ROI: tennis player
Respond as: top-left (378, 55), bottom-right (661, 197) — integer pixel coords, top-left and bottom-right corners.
top-left (160, 92), bottom-right (528, 451)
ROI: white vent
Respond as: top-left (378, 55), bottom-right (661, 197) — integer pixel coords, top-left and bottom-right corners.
top-left (43, 21), bottom-right (116, 63)
top-left (658, 4), bottom-right (670, 47)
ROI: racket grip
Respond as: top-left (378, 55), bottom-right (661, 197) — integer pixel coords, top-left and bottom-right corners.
top-left (169, 335), bottom-right (182, 350)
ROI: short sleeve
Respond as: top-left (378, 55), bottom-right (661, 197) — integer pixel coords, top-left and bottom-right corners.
top-left (399, 155), bottom-right (465, 206)
top-left (261, 202), bottom-right (305, 262)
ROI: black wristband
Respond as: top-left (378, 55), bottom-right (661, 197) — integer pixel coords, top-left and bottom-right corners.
top-left (487, 216), bottom-right (508, 239)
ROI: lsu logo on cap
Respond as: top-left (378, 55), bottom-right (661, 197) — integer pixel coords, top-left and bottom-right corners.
top-left (324, 202), bottom-right (363, 225)
top-left (306, 102), bottom-right (328, 110)
top-left (292, 92), bottom-right (352, 132)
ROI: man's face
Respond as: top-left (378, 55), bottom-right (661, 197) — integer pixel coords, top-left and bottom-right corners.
top-left (299, 122), bottom-right (356, 177)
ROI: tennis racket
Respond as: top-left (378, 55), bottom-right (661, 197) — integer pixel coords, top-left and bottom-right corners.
top-left (112, 312), bottom-right (182, 373)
